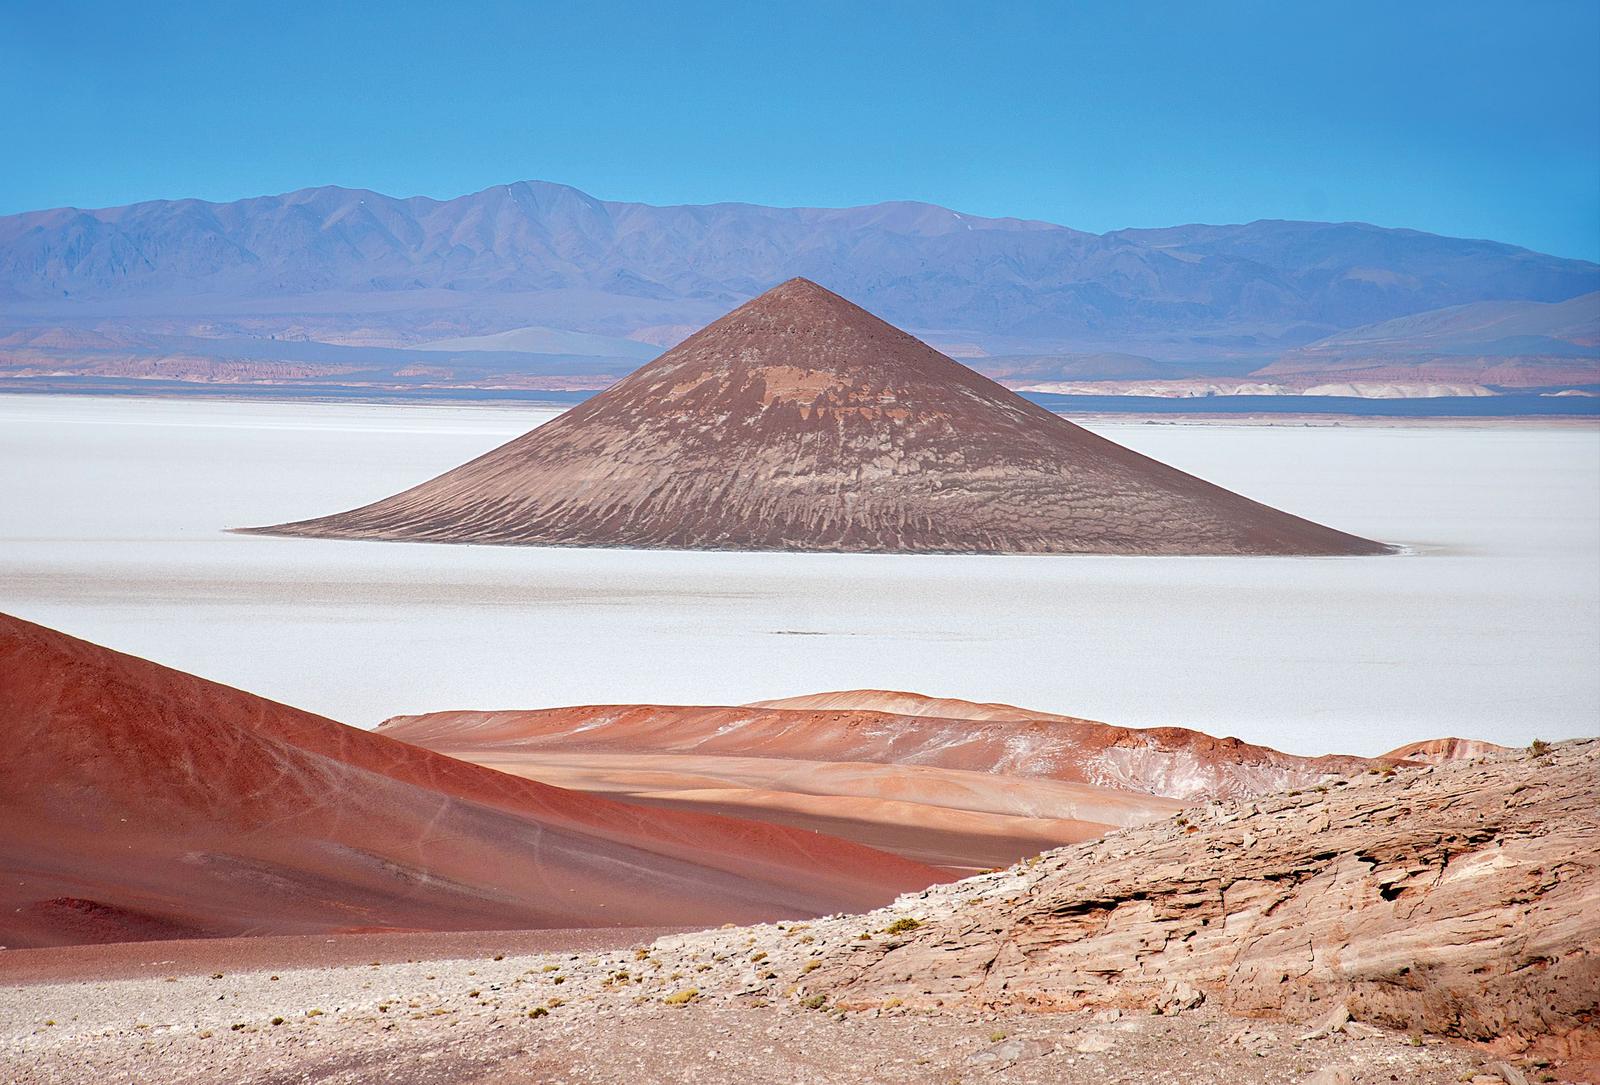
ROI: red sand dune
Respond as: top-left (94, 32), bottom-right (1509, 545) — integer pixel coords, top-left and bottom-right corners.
top-left (0, 614), bottom-right (940, 949)
top-left (378, 694), bottom-right (1422, 870)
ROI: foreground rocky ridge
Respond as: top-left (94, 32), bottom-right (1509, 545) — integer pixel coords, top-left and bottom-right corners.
top-left (3, 742), bottom-right (1588, 1084)
top-left (794, 739), bottom-right (1597, 1060)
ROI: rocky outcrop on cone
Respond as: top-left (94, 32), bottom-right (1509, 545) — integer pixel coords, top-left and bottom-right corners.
top-left (248, 278), bottom-right (1389, 555)
top-left (795, 740), bottom-right (1599, 1061)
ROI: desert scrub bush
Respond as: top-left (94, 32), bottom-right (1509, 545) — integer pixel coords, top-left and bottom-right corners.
top-left (989, 1031), bottom-right (1007, 1043)
top-left (749, 951), bottom-right (767, 962)
top-left (528, 1007), bottom-right (548, 1019)
top-left (541, 963), bottom-right (561, 972)
top-left (1530, 738), bottom-right (1551, 757)
top-left (802, 960), bottom-right (821, 974)
top-left (800, 994), bottom-right (827, 1010)
top-left (662, 988), bottom-right (699, 1006)
top-left (882, 917), bottom-right (921, 935)
top-left (305, 1009), bottom-right (324, 1018)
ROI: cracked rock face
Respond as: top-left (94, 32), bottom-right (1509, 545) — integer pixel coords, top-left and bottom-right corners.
top-left (802, 741), bottom-right (1599, 1061)
top-left (249, 278), bottom-right (1388, 555)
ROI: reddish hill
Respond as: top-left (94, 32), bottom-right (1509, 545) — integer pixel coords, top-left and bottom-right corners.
top-left (1381, 736), bottom-right (1511, 763)
top-left (0, 614), bottom-right (940, 948)
top-left (248, 278), bottom-right (1387, 555)
top-left (377, 694), bottom-right (1417, 870)
top-left (1256, 291), bottom-right (1600, 388)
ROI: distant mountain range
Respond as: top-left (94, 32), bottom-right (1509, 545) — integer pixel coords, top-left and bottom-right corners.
top-left (0, 179), bottom-right (1595, 397)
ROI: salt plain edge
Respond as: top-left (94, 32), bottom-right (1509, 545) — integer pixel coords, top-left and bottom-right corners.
top-left (0, 394), bottom-right (1595, 756)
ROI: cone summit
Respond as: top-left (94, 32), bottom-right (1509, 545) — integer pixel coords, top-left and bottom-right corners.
top-left (249, 278), bottom-right (1388, 555)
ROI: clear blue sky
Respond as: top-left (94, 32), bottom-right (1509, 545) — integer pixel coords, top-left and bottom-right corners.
top-left (4, 1), bottom-right (1598, 260)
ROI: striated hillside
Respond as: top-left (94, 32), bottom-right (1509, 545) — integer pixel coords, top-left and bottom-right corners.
top-left (249, 279), bottom-right (1387, 555)
top-left (379, 691), bottom-right (1418, 870)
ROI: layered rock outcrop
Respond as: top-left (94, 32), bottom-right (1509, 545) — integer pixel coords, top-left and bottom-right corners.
top-left (804, 740), bottom-right (1598, 1060)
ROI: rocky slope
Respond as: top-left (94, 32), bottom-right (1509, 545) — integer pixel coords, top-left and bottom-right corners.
top-left (250, 279), bottom-right (1388, 555)
top-left (0, 613), bottom-right (938, 947)
top-left (794, 740), bottom-right (1598, 1064)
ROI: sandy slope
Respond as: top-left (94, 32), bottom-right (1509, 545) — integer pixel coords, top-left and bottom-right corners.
top-left (0, 614), bottom-right (939, 948)
top-left (378, 694), bottom-right (1416, 870)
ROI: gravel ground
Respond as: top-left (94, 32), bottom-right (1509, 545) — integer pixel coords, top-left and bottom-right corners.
top-left (0, 915), bottom-right (1541, 1085)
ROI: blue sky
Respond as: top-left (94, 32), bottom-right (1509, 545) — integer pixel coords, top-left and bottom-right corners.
top-left (4, 1), bottom-right (1598, 260)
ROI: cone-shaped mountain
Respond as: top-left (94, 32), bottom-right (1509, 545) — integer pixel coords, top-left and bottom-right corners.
top-left (249, 279), bottom-right (1388, 555)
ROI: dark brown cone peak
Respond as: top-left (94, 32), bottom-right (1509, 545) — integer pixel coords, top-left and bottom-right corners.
top-left (618, 276), bottom-right (990, 414)
top-left (245, 280), bottom-right (1390, 556)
